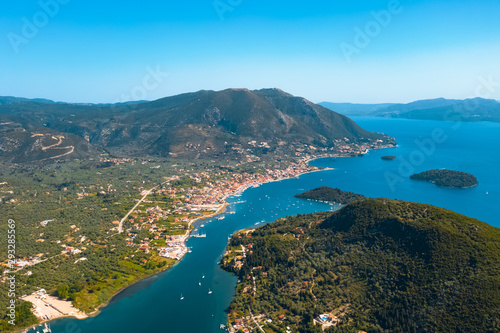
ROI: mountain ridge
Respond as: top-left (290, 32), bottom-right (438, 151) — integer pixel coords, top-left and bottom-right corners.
top-left (321, 97), bottom-right (500, 122)
top-left (0, 88), bottom-right (395, 163)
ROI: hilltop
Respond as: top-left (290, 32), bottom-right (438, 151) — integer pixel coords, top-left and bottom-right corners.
top-left (222, 199), bottom-right (500, 332)
top-left (0, 89), bottom-right (394, 163)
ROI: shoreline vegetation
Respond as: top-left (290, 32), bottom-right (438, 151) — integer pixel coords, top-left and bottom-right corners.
top-left (17, 200), bottom-right (231, 333)
top-left (221, 198), bottom-right (500, 332)
top-left (295, 187), bottom-right (368, 205)
top-left (5, 141), bottom-right (393, 333)
top-left (410, 169), bottom-right (478, 188)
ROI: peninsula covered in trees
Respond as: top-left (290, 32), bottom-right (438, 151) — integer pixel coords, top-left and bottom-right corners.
top-left (410, 169), bottom-right (478, 188)
top-left (295, 186), bottom-right (367, 204)
top-left (222, 199), bottom-right (500, 332)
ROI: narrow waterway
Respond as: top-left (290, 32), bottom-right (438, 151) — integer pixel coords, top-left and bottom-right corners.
top-left (41, 118), bottom-right (500, 333)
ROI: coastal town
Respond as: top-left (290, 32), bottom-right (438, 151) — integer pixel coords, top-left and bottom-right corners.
top-left (114, 160), bottom-right (323, 264)
top-left (0, 138), bottom-right (395, 329)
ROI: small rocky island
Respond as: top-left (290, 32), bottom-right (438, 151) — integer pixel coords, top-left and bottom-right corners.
top-left (410, 169), bottom-right (478, 188)
top-left (381, 155), bottom-right (397, 161)
top-left (295, 186), bottom-right (367, 204)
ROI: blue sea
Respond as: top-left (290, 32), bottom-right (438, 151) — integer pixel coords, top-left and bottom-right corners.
top-left (37, 118), bottom-right (499, 333)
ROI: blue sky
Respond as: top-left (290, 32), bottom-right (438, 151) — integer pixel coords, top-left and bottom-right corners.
top-left (1, 0), bottom-right (499, 103)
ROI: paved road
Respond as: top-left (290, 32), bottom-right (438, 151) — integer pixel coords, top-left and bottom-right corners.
top-left (117, 186), bottom-right (158, 233)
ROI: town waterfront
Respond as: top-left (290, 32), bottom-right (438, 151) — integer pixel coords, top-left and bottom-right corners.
top-left (39, 118), bottom-right (500, 333)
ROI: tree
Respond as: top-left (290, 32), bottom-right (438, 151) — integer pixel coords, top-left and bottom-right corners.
top-left (57, 284), bottom-right (69, 299)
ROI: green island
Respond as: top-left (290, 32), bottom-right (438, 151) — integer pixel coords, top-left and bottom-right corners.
top-left (381, 156), bottom-right (396, 161)
top-left (294, 187), bottom-right (367, 204)
top-left (410, 169), bottom-right (478, 188)
top-left (222, 198), bottom-right (500, 333)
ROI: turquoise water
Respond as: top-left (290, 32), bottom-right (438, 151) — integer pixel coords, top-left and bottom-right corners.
top-left (40, 118), bottom-right (499, 333)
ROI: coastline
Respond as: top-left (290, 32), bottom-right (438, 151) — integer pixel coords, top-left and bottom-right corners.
top-left (18, 146), bottom-right (392, 332)
top-left (14, 206), bottom-right (229, 333)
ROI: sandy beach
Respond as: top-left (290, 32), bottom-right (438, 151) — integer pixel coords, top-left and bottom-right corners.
top-left (21, 292), bottom-right (88, 331)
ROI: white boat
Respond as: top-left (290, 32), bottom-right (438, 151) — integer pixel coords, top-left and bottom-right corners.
top-left (199, 281), bottom-right (201, 286)
top-left (42, 323), bottom-right (51, 333)
top-left (202, 274), bottom-right (205, 279)
top-left (180, 294), bottom-right (184, 300)
top-left (208, 289), bottom-right (213, 294)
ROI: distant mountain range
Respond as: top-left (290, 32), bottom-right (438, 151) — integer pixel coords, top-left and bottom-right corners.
top-left (319, 102), bottom-right (396, 116)
top-left (0, 96), bottom-right (147, 106)
top-left (320, 98), bottom-right (500, 122)
top-left (0, 96), bottom-right (60, 105)
top-left (0, 89), bottom-right (393, 163)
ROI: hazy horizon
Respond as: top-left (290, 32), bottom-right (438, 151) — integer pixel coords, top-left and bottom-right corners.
top-left (2, 89), bottom-right (500, 106)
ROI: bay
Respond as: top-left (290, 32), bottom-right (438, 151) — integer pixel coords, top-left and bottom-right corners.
top-left (39, 118), bottom-right (499, 333)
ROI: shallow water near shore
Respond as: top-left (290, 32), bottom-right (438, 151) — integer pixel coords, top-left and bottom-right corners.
top-left (37, 117), bottom-right (499, 333)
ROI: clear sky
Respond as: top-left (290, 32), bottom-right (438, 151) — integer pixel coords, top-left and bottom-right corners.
top-left (1, 0), bottom-right (499, 103)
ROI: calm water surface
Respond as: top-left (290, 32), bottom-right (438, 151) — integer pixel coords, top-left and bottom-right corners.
top-left (38, 118), bottom-right (499, 333)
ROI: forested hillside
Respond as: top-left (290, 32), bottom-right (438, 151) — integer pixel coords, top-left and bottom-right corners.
top-left (295, 186), bottom-right (367, 204)
top-left (0, 89), bottom-right (395, 163)
top-left (410, 169), bottom-right (478, 188)
top-left (222, 199), bottom-right (500, 332)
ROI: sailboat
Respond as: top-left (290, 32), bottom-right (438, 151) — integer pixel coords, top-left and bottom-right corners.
top-left (202, 274), bottom-right (205, 279)
top-left (199, 281), bottom-right (201, 286)
top-left (208, 288), bottom-right (213, 294)
top-left (180, 294), bottom-right (184, 300)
